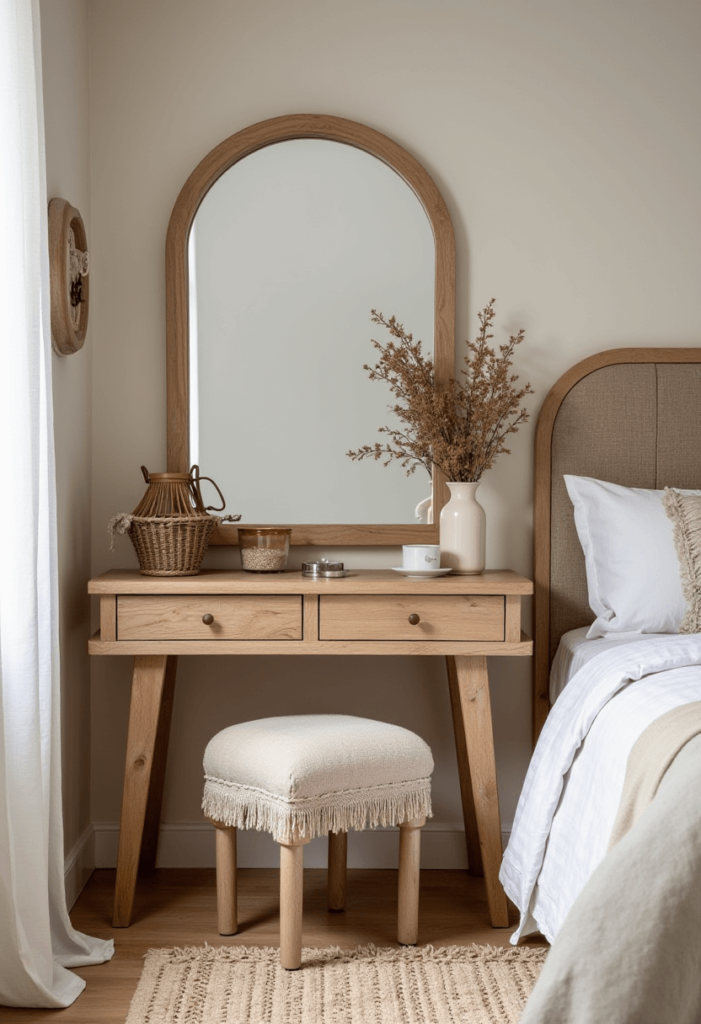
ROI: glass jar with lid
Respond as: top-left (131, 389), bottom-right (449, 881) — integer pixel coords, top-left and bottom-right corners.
top-left (238, 528), bottom-right (291, 573)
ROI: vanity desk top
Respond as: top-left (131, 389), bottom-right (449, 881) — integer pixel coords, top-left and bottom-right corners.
top-left (89, 567), bottom-right (531, 595)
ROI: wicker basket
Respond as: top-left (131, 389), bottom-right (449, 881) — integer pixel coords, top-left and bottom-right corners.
top-left (127, 515), bottom-right (218, 576)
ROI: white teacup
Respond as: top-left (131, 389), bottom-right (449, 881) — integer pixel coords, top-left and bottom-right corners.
top-left (402, 544), bottom-right (441, 570)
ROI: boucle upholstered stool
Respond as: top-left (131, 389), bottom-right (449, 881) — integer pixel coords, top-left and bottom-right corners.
top-left (202, 714), bottom-right (434, 969)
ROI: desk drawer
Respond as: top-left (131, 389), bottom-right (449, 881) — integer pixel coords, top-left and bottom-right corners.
top-left (319, 594), bottom-right (504, 641)
top-left (117, 595), bottom-right (302, 641)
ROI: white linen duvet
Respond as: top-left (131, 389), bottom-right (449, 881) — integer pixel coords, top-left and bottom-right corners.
top-left (500, 633), bottom-right (701, 943)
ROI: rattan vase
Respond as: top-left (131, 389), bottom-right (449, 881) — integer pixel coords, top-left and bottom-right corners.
top-left (109, 465), bottom-right (231, 576)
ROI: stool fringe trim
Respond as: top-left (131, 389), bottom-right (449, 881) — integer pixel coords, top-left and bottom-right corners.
top-left (202, 776), bottom-right (432, 844)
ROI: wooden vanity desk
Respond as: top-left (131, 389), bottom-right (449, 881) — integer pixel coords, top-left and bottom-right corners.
top-left (89, 567), bottom-right (532, 929)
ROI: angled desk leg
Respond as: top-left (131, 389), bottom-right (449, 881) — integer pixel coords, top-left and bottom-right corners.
top-left (139, 655), bottom-right (178, 875)
top-left (447, 654), bottom-right (509, 927)
top-left (113, 654), bottom-right (177, 927)
top-left (446, 656), bottom-right (483, 876)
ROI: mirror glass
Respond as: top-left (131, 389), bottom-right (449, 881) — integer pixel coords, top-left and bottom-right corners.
top-left (188, 139), bottom-right (435, 523)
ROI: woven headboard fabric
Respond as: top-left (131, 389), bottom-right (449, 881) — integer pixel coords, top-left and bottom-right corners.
top-left (533, 351), bottom-right (701, 741)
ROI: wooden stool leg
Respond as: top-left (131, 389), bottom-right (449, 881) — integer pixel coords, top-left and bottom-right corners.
top-left (279, 837), bottom-right (309, 970)
top-left (397, 816), bottom-right (425, 945)
top-left (327, 831), bottom-right (347, 911)
top-left (212, 822), bottom-right (237, 935)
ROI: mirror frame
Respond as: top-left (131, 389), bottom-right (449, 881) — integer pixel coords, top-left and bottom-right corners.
top-left (166, 114), bottom-right (455, 545)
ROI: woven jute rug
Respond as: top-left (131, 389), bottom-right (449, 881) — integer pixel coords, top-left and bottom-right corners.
top-left (125, 943), bottom-right (547, 1023)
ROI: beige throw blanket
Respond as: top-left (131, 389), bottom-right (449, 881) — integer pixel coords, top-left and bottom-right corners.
top-left (520, 715), bottom-right (701, 1024)
top-left (608, 700), bottom-right (701, 847)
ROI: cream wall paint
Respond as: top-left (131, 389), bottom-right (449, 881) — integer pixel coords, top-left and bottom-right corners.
top-left (40, 0), bottom-right (93, 870)
top-left (87, 0), bottom-right (701, 864)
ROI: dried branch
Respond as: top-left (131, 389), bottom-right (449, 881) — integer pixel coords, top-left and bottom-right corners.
top-left (347, 300), bottom-right (534, 482)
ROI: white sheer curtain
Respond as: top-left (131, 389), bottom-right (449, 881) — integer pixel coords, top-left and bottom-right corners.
top-left (0, 0), bottom-right (113, 1008)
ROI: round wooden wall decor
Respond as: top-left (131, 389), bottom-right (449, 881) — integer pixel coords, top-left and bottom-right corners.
top-left (48, 198), bottom-right (90, 355)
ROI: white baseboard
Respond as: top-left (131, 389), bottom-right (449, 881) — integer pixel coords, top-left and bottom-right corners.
top-left (93, 822), bottom-right (512, 871)
top-left (64, 825), bottom-right (96, 909)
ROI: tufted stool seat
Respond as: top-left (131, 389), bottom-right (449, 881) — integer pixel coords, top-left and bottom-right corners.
top-left (202, 714), bottom-right (434, 969)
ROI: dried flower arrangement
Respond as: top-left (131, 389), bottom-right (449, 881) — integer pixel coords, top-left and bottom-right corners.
top-left (347, 299), bottom-right (534, 483)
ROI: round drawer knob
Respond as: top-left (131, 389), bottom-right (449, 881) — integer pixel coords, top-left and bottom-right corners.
top-left (202, 613), bottom-right (214, 625)
top-left (408, 613), bottom-right (421, 625)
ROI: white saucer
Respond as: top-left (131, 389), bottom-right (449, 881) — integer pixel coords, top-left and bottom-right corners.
top-left (391, 567), bottom-right (453, 579)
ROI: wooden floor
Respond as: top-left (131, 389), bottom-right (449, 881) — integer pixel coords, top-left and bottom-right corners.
top-left (0, 868), bottom-right (547, 1022)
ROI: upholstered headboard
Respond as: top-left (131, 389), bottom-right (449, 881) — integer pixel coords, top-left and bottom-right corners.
top-left (533, 348), bottom-right (701, 741)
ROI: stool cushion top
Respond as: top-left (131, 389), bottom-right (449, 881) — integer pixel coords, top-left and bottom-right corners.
top-left (202, 714), bottom-right (433, 843)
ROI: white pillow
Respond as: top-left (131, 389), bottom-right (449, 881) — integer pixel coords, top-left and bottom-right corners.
top-left (564, 475), bottom-right (701, 638)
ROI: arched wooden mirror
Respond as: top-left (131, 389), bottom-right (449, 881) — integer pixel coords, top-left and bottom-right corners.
top-left (166, 114), bottom-right (456, 545)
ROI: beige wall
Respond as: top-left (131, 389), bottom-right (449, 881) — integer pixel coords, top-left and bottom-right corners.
top-left (85, 0), bottom-right (701, 864)
top-left (40, 0), bottom-right (93, 876)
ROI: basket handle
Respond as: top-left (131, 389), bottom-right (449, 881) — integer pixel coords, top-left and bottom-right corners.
top-left (190, 464), bottom-right (227, 512)
top-left (141, 465), bottom-right (150, 484)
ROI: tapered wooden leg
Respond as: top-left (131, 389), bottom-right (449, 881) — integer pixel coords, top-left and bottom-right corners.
top-left (139, 655), bottom-right (178, 875)
top-left (446, 655), bottom-right (483, 876)
top-left (212, 823), bottom-right (238, 935)
top-left (113, 655), bottom-right (175, 927)
top-left (279, 837), bottom-right (310, 970)
top-left (450, 654), bottom-right (509, 927)
top-left (327, 831), bottom-right (347, 911)
top-left (397, 816), bottom-right (424, 945)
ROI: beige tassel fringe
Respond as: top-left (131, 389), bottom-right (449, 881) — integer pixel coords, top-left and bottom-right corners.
top-left (202, 775), bottom-right (432, 843)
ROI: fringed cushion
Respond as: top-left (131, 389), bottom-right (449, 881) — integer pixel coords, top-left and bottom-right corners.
top-left (202, 714), bottom-right (433, 844)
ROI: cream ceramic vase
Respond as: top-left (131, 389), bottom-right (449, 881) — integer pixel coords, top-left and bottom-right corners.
top-left (439, 481), bottom-right (486, 574)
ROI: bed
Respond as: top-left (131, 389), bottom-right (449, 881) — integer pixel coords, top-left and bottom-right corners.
top-left (497, 348), bottom-right (701, 1022)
